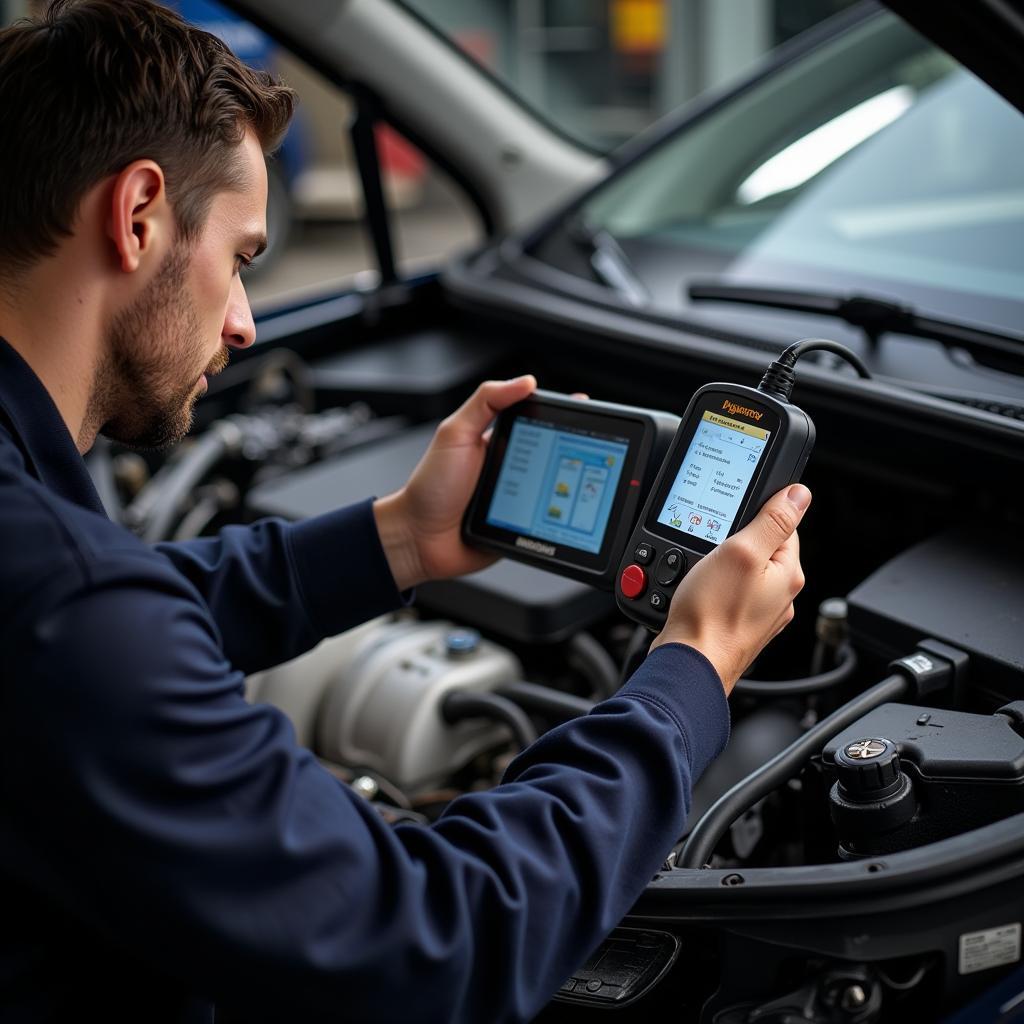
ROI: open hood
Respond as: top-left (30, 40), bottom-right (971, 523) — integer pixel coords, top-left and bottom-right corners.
top-left (884, 0), bottom-right (1024, 115)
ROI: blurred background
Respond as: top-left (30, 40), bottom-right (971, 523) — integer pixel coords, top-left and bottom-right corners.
top-left (1, 0), bottom-right (856, 310)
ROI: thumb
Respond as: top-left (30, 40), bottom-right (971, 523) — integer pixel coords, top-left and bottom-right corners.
top-left (452, 376), bottom-right (537, 437)
top-left (740, 483), bottom-right (811, 559)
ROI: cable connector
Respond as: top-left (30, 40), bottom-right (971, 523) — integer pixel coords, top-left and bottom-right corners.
top-left (757, 337), bottom-right (872, 403)
top-left (888, 638), bottom-right (969, 700)
top-left (757, 359), bottom-right (797, 402)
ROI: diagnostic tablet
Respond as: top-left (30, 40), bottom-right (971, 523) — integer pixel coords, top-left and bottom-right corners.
top-left (463, 391), bottom-right (679, 589)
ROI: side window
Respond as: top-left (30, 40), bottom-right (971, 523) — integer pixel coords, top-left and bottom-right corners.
top-left (257, 49), bottom-right (483, 311)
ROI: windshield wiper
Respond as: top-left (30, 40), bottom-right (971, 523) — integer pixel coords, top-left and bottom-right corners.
top-left (688, 281), bottom-right (1024, 374)
top-left (567, 218), bottom-right (650, 307)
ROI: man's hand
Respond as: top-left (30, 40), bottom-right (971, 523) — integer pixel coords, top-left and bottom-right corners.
top-left (649, 484), bottom-right (811, 694)
top-left (373, 376), bottom-right (538, 591)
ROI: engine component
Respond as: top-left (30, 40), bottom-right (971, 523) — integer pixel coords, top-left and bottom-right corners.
top-left (678, 670), bottom-right (911, 869)
top-left (441, 689), bottom-right (537, 750)
top-left (713, 962), bottom-right (884, 1024)
top-left (828, 736), bottom-right (918, 859)
top-left (823, 701), bottom-right (1024, 855)
top-left (246, 617), bottom-right (390, 749)
top-left (679, 641), bottom-right (966, 868)
top-left (847, 529), bottom-right (1024, 705)
top-left (732, 643), bottom-right (858, 698)
top-left (316, 620), bottom-right (523, 792)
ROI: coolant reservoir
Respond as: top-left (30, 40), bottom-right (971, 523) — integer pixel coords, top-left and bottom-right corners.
top-left (246, 617), bottom-right (390, 748)
top-left (316, 620), bottom-right (522, 792)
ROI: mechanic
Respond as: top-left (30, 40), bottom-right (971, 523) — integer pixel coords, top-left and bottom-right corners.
top-left (0, 2), bottom-right (810, 1022)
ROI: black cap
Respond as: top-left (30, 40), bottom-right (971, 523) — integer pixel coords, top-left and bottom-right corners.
top-left (834, 737), bottom-right (901, 798)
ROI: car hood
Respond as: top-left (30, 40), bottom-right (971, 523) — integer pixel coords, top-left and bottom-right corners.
top-left (883, 0), bottom-right (1024, 115)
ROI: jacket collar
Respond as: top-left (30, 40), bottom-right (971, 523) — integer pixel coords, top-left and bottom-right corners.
top-left (0, 336), bottom-right (106, 516)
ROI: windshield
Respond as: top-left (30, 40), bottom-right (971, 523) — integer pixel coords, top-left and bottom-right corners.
top-left (538, 11), bottom-right (1024, 341)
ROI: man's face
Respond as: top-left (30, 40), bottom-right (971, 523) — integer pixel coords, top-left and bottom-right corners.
top-left (101, 132), bottom-right (268, 449)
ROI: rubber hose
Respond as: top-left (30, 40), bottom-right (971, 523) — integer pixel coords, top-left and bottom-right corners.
top-left (733, 645), bottom-right (858, 698)
top-left (568, 632), bottom-right (620, 701)
top-left (678, 672), bottom-right (909, 868)
top-left (140, 426), bottom-right (235, 542)
top-left (496, 681), bottom-right (595, 722)
top-left (440, 691), bottom-right (538, 752)
top-left (619, 625), bottom-right (654, 687)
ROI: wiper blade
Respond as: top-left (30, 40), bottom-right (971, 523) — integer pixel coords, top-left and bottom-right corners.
top-left (688, 281), bottom-right (1024, 373)
top-left (567, 218), bottom-right (650, 307)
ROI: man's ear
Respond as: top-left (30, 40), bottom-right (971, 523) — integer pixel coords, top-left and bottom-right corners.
top-left (107, 161), bottom-right (171, 274)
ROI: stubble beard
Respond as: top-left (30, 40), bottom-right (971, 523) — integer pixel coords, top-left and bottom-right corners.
top-left (93, 244), bottom-right (228, 451)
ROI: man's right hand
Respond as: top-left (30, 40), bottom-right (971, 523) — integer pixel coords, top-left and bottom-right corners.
top-left (649, 484), bottom-right (811, 695)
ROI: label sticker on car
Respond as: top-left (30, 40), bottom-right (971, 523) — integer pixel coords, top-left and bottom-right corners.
top-left (958, 923), bottom-right (1021, 975)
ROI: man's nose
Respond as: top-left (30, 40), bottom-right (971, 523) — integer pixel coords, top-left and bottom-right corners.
top-left (223, 276), bottom-right (256, 350)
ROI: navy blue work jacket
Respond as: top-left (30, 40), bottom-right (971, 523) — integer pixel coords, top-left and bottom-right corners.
top-left (0, 337), bottom-right (730, 1023)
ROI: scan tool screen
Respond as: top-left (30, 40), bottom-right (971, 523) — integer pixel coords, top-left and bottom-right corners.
top-left (655, 410), bottom-right (770, 546)
top-left (486, 417), bottom-right (629, 555)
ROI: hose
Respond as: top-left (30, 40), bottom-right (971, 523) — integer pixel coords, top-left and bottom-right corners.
top-left (84, 438), bottom-right (123, 524)
top-left (678, 672), bottom-right (909, 869)
top-left (171, 481), bottom-right (239, 542)
top-left (496, 681), bottom-right (595, 722)
top-left (133, 421), bottom-right (241, 542)
top-left (441, 691), bottom-right (538, 752)
top-left (620, 625), bottom-right (654, 687)
top-left (733, 644), bottom-right (858, 698)
top-left (567, 632), bottom-right (620, 701)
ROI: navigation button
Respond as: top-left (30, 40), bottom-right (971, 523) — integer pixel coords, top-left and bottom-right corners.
top-left (655, 549), bottom-right (685, 587)
top-left (649, 591), bottom-right (668, 613)
top-left (619, 564), bottom-right (647, 600)
top-left (633, 542), bottom-right (655, 566)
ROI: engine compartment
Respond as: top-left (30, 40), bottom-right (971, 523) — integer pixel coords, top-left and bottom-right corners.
top-left (96, 285), bottom-right (1024, 1022)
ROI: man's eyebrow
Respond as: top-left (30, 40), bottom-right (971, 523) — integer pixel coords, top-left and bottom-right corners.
top-left (241, 233), bottom-right (268, 259)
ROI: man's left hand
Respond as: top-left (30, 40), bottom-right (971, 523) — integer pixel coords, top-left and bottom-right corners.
top-left (373, 375), bottom-right (537, 591)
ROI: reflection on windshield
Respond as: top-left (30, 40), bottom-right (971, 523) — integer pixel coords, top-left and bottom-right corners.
top-left (737, 86), bottom-right (914, 205)
top-left (732, 73), bottom-right (1024, 299)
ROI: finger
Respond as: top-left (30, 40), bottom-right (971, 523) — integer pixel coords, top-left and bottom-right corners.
top-left (737, 484), bottom-right (811, 562)
top-left (570, 392), bottom-right (590, 400)
top-left (449, 376), bottom-right (537, 437)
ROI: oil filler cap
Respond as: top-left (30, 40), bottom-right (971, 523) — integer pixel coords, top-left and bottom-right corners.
top-left (834, 737), bottom-right (901, 797)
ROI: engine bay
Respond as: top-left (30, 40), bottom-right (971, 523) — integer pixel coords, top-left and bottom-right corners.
top-left (93, 287), bottom-right (1024, 1023)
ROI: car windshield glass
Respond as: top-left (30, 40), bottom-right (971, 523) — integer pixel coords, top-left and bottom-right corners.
top-left (552, 12), bottom-right (1024, 342)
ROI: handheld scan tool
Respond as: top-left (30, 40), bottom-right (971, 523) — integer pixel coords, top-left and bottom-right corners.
top-left (615, 370), bottom-right (816, 630)
top-left (463, 391), bottom-right (679, 588)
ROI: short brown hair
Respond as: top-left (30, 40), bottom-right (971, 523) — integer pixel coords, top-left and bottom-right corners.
top-left (0, 0), bottom-right (295, 277)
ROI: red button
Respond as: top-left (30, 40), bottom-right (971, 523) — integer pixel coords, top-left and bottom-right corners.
top-left (620, 564), bottom-right (647, 599)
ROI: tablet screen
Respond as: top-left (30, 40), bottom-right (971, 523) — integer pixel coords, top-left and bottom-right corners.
top-left (486, 416), bottom-right (629, 555)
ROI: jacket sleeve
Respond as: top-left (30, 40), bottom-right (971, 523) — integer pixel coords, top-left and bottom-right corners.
top-left (154, 498), bottom-right (409, 674)
top-left (2, 566), bottom-right (729, 1024)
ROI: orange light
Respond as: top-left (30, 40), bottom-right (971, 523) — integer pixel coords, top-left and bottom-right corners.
top-left (612, 0), bottom-right (665, 55)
